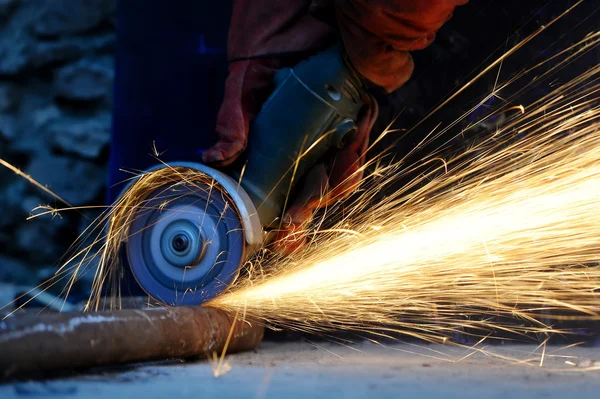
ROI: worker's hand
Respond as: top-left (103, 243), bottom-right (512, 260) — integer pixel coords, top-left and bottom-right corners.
top-left (203, 0), bottom-right (467, 254)
top-left (202, 0), bottom-right (338, 167)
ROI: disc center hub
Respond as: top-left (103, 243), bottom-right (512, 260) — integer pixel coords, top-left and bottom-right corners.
top-left (172, 234), bottom-right (190, 253)
top-left (160, 220), bottom-right (205, 268)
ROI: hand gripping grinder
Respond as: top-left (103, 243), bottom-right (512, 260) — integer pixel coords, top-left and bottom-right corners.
top-left (116, 44), bottom-right (367, 305)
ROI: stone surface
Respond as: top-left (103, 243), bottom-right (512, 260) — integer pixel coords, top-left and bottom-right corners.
top-left (0, 84), bottom-right (18, 112)
top-left (30, 34), bottom-right (116, 71)
top-left (0, 0), bottom-right (19, 17)
top-left (27, 39), bottom-right (84, 70)
top-left (26, 154), bottom-right (106, 206)
top-left (0, 282), bottom-right (20, 311)
top-left (0, 255), bottom-right (32, 285)
top-left (55, 57), bottom-right (113, 101)
top-left (0, 26), bottom-right (115, 75)
top-left (0, 179), bottom-right (27, 229)
top-left (49, 113), bottom-right (111, 158)
top-left (34, 0), bottom-right (116, 36)
top-left (0, 28), bottom-right (32, 75)
top-left (0, 114), bottom-right (16, 141)
top-left (14, 217), bottom-right (67, 263)
top-left (8, 104), bottom-right (60, 155)
top-left (32, 104), bottom-right (61, 129)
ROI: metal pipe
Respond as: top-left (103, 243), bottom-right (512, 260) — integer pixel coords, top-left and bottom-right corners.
top-left (0, 306), bottom-right (264, 379)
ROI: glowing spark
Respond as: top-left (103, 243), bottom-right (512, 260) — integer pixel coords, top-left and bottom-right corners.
top-left (406, 0), bottom-right (584, 135)
top-left (565, 361), bottom-right (577, 366)
top-left (0, 158), bottom-right (72, 208)
top-left (210, 309), bottom-right (241, 378)
top-left (208, 61), bottom-right (600, 342)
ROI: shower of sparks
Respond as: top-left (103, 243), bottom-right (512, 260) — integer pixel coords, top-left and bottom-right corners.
top-left (208, 44), bottom-right (600, 342)
top-left (0, 3), bottom-right (598, 354)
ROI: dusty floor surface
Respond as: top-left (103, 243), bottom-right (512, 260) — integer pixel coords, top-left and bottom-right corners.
top-left (1, 341), bottom-right (600, 398)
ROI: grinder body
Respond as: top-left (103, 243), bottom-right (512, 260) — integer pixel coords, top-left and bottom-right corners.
top-left (120, 44), bottom-right (366, 305)
top-left (236, 44), bottom-right (365, 227)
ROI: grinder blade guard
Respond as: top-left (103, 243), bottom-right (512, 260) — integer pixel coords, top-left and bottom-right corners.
top-left (116, 44), bottom-right (367, 306)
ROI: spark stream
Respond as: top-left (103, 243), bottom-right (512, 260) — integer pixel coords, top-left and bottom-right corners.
top-left (209, 59), bottom-right (600, 342)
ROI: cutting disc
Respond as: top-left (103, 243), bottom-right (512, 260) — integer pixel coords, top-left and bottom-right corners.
top-left (125, 172), bottom-right (245, 306)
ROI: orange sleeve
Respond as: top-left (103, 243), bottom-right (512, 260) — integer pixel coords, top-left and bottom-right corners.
top-left (335, 0), bottom-right (469, 92)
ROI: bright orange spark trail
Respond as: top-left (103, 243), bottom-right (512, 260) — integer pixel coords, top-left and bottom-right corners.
top-left (209, 62), bottom-right (600, 341)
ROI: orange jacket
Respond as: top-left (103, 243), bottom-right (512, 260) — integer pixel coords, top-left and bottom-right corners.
top-left (228, 0), bottom-right (468, 92)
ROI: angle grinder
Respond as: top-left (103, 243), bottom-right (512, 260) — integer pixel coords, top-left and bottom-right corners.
top-left (114, 44), bottom-right (367, 306)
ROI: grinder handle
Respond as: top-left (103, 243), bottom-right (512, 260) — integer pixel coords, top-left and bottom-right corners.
top-left (234, 43), bottom-right (367, 228)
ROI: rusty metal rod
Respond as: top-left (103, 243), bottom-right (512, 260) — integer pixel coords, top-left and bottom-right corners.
top-left (0, 306), bottom-right (264, 379)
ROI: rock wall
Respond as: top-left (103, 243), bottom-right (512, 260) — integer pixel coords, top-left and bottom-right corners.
top-left (0, 0), bottom-right (116, 288)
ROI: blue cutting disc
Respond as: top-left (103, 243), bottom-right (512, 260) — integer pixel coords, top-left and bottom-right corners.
top-left (125, 175), bottom-right (245, 305)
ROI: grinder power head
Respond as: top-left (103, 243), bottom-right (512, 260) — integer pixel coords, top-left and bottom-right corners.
top-left (116, 43), bottom-right (367, 306)
top-left (120, 162), bottom-right (262, 306)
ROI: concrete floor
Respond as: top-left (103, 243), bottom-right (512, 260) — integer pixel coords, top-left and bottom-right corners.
top-left (1, 341), bottom-right (599, 398)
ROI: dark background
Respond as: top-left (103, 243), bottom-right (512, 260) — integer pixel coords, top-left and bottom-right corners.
top-left (0, 0), bottom-right (598, 331)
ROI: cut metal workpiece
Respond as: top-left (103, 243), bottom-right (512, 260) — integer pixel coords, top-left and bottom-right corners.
top-left (0, 306), bottom-right (264, 379)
